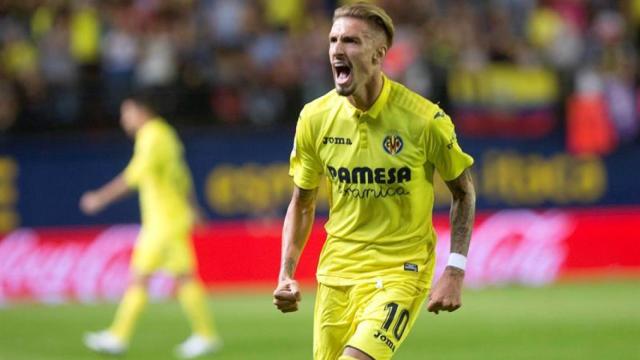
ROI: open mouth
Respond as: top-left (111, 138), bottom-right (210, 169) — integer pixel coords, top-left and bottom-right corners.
top-left (334, 63), bottom-right (352, 86)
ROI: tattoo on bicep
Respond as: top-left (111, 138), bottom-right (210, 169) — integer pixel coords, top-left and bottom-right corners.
top-left (297, 187), bottom-right (318, 203)
top-left (294, 187), bottom-right (318, 214)
top-left (446, 169), bottom-right (473, 198)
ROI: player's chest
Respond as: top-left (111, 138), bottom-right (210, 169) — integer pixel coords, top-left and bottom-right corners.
top-left (317, 118), bottom-right (423, 171)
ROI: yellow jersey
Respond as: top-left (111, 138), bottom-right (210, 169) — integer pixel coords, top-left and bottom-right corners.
top-left (124, 118), bottom-right (194, 233)
top-left (290, 76), bottom-right (474, 287)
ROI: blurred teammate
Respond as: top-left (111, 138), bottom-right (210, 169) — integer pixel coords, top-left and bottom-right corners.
top-left (273, 3), bottom-right (476, 360)
top-left (79, 95), bottom-right (221, 358)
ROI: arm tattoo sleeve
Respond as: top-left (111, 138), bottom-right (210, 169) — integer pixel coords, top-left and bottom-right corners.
top-left (445, 169), bottom-right (476, 256)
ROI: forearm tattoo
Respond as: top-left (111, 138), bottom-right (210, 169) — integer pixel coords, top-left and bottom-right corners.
top-left (282, 257), bottom-right (297, 279)
top-left (446, 169), bottom-right (476, 256)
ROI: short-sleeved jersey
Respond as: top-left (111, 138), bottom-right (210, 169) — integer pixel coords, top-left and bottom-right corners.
top-left (124, 118), bottom-right (194, 233)
top-left (290, 75), bottom-right (474, 287)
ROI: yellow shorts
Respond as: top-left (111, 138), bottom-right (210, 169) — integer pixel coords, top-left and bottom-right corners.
top-left (131, 227), bottom-right (196, 275)
top-left (313, 280), bottom-right (428, 360)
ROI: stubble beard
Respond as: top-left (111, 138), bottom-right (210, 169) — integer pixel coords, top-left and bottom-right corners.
top-left (335, 84), bottom-right (355, 97)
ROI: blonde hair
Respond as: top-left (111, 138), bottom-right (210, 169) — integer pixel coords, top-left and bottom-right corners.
top-left (333, 2), bottom-right (395, 47)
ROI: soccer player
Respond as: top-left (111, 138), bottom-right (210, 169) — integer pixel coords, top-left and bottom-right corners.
top-left (273, 3), bottom-right (476, 360)
top-left (79, 95), bottom-right (221, 359)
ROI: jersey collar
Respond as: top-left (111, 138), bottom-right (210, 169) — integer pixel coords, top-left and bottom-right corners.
top-left (343, 73), bottom-right (391, 120)
top-left (137, 117), bottom-right (164, 136)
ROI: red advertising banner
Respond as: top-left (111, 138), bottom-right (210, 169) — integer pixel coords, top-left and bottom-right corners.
top-left (1, 208), bottom-right (639, 303)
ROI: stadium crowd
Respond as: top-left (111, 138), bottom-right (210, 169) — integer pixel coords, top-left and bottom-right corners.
top-left (0, 0), bottom-right (639, 148)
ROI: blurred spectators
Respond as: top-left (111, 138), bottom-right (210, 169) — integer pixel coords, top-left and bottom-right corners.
top-left (0, 0), bottom-right (638, 151)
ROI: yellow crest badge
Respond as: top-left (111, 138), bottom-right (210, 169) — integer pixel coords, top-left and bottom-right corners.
top-left (383, 135), bottom-right (403, 155)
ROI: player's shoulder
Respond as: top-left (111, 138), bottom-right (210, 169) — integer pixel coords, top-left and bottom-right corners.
top-left (138, 118), bottom-right (179, 146)
top-left (300, 89), bottom-right (340, 122)
top-left (148, 118), bottom-right (177, 136)
top-left (388, 80), bottom-right (443, 122)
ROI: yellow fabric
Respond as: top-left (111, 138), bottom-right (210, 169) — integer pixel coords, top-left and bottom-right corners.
top-left (290, 75), bottom-right (473, 286)
top-left (527, 7), bottom-right (563, 49)
top-left (124, 118), bottom-right (194, 233)
top-left (31, 6), bottom-right (54, 40)
top-left (314, 281), bottom-right (428, 360)
top-left (339, 0), bottom-right (375, 4)
top-left (110, 285), bottom-right (148, 342)
top-left (2, 41), bottom-right (38, 76)
top-left (131, 227), bottom-right (195, 275)
top-left (71, 7), bottom-right (100, 63)
top-left (633, 0), bottom-right (640, 24)
top-left (448, 65), bottom-right (558, 105)
top-left (178, 280), bottom-right (217, 338)
top-left (264, 0), bottom-right (304, 30)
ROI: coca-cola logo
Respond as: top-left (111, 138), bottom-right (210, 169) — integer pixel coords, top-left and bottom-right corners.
top-left (434, 210), bottom-right (575, 287)
top-left (1, 208), bottom-right (635, 304)
top-left (0, 226), bottom-right (175, 304)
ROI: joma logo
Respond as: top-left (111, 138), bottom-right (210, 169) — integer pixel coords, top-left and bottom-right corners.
top-left (323, 136), bottom-right (352, 145)
top-left (373, 330), bottom-right (396, 352)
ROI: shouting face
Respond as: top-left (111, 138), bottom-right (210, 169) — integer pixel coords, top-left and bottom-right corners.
top-left (329, 17), bottom-right (387, 98)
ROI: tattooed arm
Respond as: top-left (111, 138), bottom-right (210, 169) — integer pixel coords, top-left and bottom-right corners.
top-left (273, 185), bottom-right (318, 313)
top-left (427, 168), bottom-right (476, 314)
top-left (447, 168), bottom-right (475, 257)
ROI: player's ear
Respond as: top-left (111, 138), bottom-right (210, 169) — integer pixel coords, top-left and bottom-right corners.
top-left (372, 45), bottom-right (387, 65)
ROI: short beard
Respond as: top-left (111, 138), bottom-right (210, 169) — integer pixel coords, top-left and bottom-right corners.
top-left (335, 85), bottom-right (354, 97)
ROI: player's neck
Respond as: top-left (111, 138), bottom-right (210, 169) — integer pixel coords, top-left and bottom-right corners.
top-left (348, 72), bottom-right (384, 111)
top-left (133, 117), bottom-right (152, 133)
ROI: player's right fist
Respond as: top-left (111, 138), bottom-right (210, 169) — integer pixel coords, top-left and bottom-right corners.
top-left (273, 279), bottom-right (301, 313)
top-left (80, 191), bottom-right (104, 215)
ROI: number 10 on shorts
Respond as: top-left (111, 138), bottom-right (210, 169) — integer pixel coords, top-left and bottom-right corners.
top-left (382, 302), bottom-right (410, 340)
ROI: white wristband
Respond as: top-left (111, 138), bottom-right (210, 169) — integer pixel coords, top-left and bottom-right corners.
top-left (447, 253), bottom-right (467, 271)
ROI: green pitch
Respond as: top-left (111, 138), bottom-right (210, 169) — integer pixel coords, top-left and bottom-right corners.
top-left (1, 280), bottom-right (638, 360)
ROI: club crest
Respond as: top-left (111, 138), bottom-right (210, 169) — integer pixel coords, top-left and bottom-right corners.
top-left (383, 135), bottom-right (403, 155)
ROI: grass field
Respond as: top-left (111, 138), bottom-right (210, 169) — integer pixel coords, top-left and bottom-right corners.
top-left (0, 280), bottom-right (638, 360)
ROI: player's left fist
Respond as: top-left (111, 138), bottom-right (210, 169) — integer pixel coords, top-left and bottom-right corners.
top-left (273, 279), bottom-right (301, 313)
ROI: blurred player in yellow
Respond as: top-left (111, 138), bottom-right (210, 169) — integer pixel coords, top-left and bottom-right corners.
top-left (273, 3), bottom-right (476, 360)
top-left (79, 95), bottom-right (221, 358)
